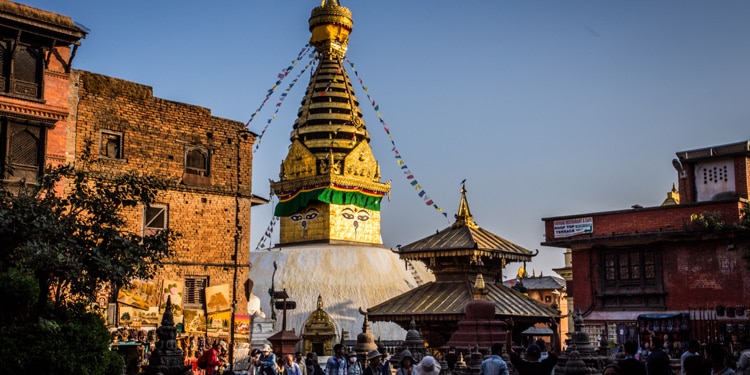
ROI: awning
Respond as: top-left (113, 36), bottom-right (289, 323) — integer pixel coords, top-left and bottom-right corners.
top-left (584, 311), bottom-right (688, 322)
top-left (638, 312), bottom-right (689, 320)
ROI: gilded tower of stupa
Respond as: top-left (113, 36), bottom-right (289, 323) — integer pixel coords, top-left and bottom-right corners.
top-left (271, 0), bottom-right (390, 246)
top-left (250, 0), bottom-right (433, 348)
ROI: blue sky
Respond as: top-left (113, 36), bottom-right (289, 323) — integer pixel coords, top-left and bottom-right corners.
top-left (26, 0), bottom-right (750, 277)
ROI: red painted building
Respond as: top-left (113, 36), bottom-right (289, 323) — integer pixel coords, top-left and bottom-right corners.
top-left (541, 140), bottom-right (749, 351)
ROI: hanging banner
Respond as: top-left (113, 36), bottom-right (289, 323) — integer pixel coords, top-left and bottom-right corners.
top-left (553, 217), bottom-right (593, 238)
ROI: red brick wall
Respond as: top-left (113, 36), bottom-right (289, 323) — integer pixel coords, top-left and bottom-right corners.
top-left (661, 240), bottom-right (749, 308)
top-left (73, 70), bottom-right (255, 313)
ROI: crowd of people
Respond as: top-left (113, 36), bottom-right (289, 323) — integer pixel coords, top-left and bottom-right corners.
top-left (185, 325), bottom-right (750, 375)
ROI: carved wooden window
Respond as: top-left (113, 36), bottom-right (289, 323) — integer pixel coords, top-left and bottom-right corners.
top-left (599, 247), bottom-right (663, 309)
top-left (185, 147), bottom-right (210, 176)
top-left (184, 276), bottom-right (207, 307)
top-left (143, 204), bottom-right (168, 236)
top-left (2, 120), bottom-right (45, 182)
top-left (100, 130), bottom-right (123, 159)
top-left (0, 41), bottom-right (43, 99)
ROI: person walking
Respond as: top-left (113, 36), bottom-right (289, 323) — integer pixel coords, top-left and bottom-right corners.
top-left (326, 344), bottom-right (348, 375)
top-left (680, 340), bottom-right (701, 375)
top-left (505, 318), bottom-right (558, 375)
top-left (364, 350), bottom-right (383, 375)
top-left (414, 356), bottom-right (440, 375)
top-left (480, 343), bottom-right (509, 375)
top-left (285, 354), bottom-right (304, 375)
top-left (259, 344), bottom-right (278, 375)
top-left (348, 351), bottom-right (362, 375)
top-left (646, 337), bottom-right (672, 375)
top-left (618, 340), bottom-right (646, 375)
top-left (396, 350), bottom-right (415, 375)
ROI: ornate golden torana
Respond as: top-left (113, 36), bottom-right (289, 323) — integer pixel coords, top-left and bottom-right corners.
top-left (271, 0), bottom-right (390, 245)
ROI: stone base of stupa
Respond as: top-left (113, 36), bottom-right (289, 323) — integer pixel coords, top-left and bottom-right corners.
top-left (250, 244), bottom-right (434, 342)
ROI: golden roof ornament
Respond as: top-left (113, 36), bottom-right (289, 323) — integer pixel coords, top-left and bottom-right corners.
top-left (309, 0), bottom-right (353, 57)
top-left (453, 181), bottom-right (478, 229)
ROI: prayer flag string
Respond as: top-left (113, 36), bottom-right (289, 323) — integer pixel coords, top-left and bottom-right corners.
top-left (255, 195), bottom-right (279, 250)
top-left (253, 56), bottom-right (316, 152)
top-left (245, 44), bottom-right (312, 129)
top-left (344, 57), bottom-right (450, 220)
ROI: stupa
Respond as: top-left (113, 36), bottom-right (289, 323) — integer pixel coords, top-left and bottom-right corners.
top-left (250, 0), bottom-right (433, 347)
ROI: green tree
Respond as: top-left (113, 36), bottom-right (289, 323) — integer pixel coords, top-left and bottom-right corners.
top-left (0, 159), bottom-right (175, 374)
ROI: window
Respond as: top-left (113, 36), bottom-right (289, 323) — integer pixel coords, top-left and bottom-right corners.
top-left (143, 204), bottom-right (167, 236)
top-left (185, 147), bottom-right (210, 176)
top-left (184, 276), bottom-right (208, 307)
top-left (100, 130), bottom-right (123, 159)
top-left (0, 42), bottom-right (44, 99)
top-left (1, 119), bottom-right (45, 183)
top-left (599, 247), bottom-right (664, 309)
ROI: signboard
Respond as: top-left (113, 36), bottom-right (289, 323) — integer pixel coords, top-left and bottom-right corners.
top-left (554, 217), bottom-right (593, 238)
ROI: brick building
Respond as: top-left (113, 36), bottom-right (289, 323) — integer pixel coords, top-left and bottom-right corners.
top-left (73, 71), bottom-right (264, 338)
top-left (541, 140), bottom-right (750, 350)
top-left (0, 1), bottom-right (85, 186)
top-left (0, 2), bottom-right (266, 345)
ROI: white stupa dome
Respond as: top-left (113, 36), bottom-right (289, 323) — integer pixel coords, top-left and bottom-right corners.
top-left (250, 244), bottom-right (434, 341)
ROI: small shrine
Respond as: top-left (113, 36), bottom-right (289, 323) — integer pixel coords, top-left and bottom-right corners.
top-left (445, 274), bottom-right (508, 354)
top-left (267, 289), bottom-right (301, 359)
top-left (368, 183), bottom-right (558, 348)
top-left (143, 296), bottom-right (191, 375)
top-left (554, 311), bottom-right (607, 375)
top-left (301, 295), bottom-right (338, 356)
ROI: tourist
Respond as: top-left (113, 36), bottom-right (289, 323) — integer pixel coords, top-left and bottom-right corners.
top-left (737, 342), bottom-right (750, 375)
top-left (707, 343), bottom-right (735, 375)
top-left (308, 352), bottom-right (325, 375)
top-left (618, 340), bottom-right (646, 375)
top-left (680, 340), bottom-right (701, 375)
top-left (348, 351), bottom-right (363, 375)
top-left (286, 354), bottom-right (304, 375)
top-left (396, 350), bottom-right (415, 375)
top-left (198, 342), bottom-right (225, 375)
top-left (603, 363), bottom-right (621, 375)
top-left (326, 344), bottom-right (349, 375)
top-left (505, 318), bottom-right (558, 375)
top-left (250, 349), bottom-right (262, 375)
top-left (259, 344), bottom-right (278, 375)
top-left (480, 343), bottom-right (509, 375)
top-left (365, 350), bottom-right (383, 375)
top-left (414, 356), bottom-right (441, 375)
top-left (379, 347), bottom-right (392, 375)
top-left (296, 351), bottom-right (308, 375)
top-left (646, 337), bottom-right (671, 375)
top-left (445, 347), bottom-right (458, 371)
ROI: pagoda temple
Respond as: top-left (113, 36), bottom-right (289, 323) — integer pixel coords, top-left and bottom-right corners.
top-left (367, 184), bottom-right (559, 348)
top-left (249, 0), bottom-right (434, 349)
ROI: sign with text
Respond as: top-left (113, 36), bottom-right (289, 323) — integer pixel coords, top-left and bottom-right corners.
top-left (554, 217), bottom-right (593, 238)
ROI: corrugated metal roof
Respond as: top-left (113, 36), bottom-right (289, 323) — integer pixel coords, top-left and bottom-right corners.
top-left (504, 276), bottom-right (565, 290)
top-left (368, 278), bottom-right (558, 321)
top-left (398, 225), bottom-right (534, 262)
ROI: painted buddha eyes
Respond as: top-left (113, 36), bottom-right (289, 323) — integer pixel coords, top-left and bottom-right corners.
top-left (291, 208), bottom-right (319, 222)
top-left (341, 208), bottom-right (370, 221)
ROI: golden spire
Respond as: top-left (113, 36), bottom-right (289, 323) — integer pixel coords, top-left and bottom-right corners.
top-left (472, 273), bottom-right (488, 301)
top-left (453, 181), bottom-right (478, 228)
top-left (270, 1), bottom-right (390, 245)
top-left (661, 183), bottom-right (680, 206)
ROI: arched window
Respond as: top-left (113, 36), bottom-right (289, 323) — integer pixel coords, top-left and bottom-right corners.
top-left (185, 148), bottom-right (210, 176)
